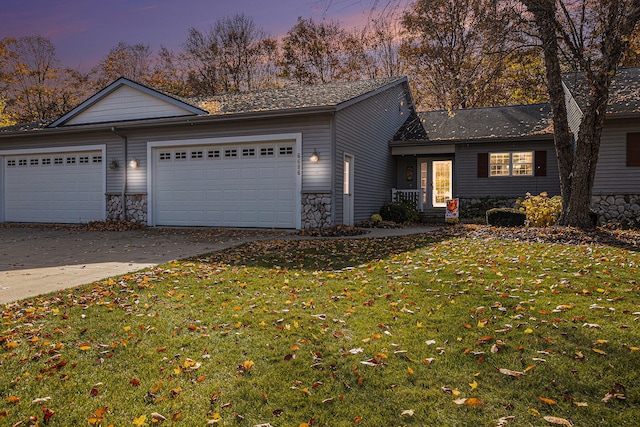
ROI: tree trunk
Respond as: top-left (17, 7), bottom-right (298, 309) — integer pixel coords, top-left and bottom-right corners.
top-left (522, 1), bottom-right (576, 224)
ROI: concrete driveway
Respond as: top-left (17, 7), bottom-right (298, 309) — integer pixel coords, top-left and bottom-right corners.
top-left (0, 226), bottom-right (293, 304)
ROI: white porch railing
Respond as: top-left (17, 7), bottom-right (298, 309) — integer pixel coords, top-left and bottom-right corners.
top-left (391, 188), bottom-right (423, 211)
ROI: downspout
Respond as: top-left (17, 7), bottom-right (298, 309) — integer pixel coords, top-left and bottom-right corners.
top-left (110, 127), bottom-right (127, 221)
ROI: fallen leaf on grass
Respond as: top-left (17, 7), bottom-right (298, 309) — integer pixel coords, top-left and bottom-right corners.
top-left (151, 412), bottom-right (167, 422)
top-left (498, 368), bottom-right (525, 378)
top-left (602, 391), bottom-right (626, 402)
top-left (495, 416), bottom-right (515, 426)
top-left (133, 414), bottom-right (148, 426)
top-left (6, 396), bottom-right (20, 404)
top-left (538, 396), bottom-right (557, 405)
top-left (43, 407), bottom-right (55, 422)
top-left (32, 396), bottom-right (51, 404)
top-left (454, 397), bottom-right (483, 407)
top-left (88, 406), bottom-right (108, 425)
top-left (543, 415), bottom-right (572, 426)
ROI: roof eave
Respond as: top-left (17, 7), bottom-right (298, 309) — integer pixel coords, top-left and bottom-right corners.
top-left (389, 133), bottom-right (555, 147)
top-left (0, 105), bottom-right (337, 138)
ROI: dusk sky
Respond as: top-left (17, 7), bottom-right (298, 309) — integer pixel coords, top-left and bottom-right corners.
top-left (1, 0), bottom-right (405, 72)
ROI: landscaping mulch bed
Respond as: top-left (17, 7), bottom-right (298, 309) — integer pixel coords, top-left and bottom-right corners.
top-left (450, 223), bottom-right (640, 248)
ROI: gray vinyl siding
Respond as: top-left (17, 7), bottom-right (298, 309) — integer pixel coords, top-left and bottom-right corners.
top-left (111, 114), bottom-right (333, 194)
top-left (593, 118), bottom-right (640, 194)
top-left (456, 140), bottom-right (560, 199)
top-left (563, 83), bottom-right (583, 140)
top-left (395, 156), bottom-right (418, 190)
top-left (335, 83), bottom-right (411, 223)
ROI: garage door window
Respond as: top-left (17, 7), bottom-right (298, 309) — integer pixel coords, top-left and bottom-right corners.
top-left (191, 150), bottom-right (203, 159)
top-left (7, 159), bottom-right (16, 167)
top-left (66, 157), bottom-right (76, 165)
top-left (42, 158), bottom-right (51, 165)
top-left (92, 155), bottom-right (102, 164)
top-left (261, 147), bottom-right (274, 157)
top-left (225, 149), bottom-right (238, 158)
top-left (54, 157), bottom-right (63, 165)
top-left (279, 146), bottom-right (293, 156)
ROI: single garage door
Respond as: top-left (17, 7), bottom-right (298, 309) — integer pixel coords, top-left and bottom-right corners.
top-left (152, 142), bottom-right (297, 228)
top-left (3, 150), bottom-right (104, 223)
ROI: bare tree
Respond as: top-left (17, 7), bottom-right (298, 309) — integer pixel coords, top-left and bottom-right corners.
top-left (1, 35), bottom-right (69, 122)
top-left (280, 17), bottom-right (348, 85)
top-left (519, 0), bottom-right (640, 227)
top-left (94, 41), bottom-right (153, 87)
top-left (184, 14), bottom-right (276, 94)
top-left (400, 0), bottom-right (522, 110)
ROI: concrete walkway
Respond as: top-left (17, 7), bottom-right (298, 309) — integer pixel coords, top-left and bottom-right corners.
top-left (0, 225), bottom-right (437, 304)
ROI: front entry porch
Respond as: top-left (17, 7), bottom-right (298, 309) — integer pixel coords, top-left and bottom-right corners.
top-left (392, 158), bottom-right (454, 215)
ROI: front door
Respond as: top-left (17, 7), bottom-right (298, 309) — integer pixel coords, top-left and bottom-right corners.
top-left (420, 159), bottom-right (453, 209)
top-left (343, 154), bottom-right (354, 225)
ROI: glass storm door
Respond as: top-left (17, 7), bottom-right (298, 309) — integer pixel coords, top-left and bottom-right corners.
top-left (432, 160), bottom-right (452, 208)
top-left (343, 154), bottom-right (354, 226)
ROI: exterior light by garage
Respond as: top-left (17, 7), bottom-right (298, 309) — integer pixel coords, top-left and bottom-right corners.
top-left (109, 159), bottom-right (119, 170)
top-left (310, 149), bottom-right (319, 163)
top-left (129, 159), bottom-right (139, 169)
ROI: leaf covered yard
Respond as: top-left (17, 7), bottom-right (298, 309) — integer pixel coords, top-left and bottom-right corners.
top-left (1, 227), bottom-right (639, 426)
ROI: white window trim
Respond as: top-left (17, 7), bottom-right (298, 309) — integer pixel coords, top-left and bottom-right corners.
top-left (489, 151), bottom-right (534, 177)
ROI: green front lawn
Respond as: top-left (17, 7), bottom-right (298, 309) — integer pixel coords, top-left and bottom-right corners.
top-left (1, 229), bottom-right (639, 426)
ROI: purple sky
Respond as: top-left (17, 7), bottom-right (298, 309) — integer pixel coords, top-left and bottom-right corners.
top-left (0, 0), bottom-right (403, 72)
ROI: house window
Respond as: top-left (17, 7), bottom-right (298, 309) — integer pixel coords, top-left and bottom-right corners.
top-left (489, 152), bottom-right (533, 177)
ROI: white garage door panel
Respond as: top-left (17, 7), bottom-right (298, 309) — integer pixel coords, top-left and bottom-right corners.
top-left (4, 151), bottom-right (104, 223)
top-left (153, 143), bottom-right (297, 228)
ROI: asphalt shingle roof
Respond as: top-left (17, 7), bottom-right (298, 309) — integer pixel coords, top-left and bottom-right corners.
top-left (187, 77), bottom-right (404, 115)
top-left (392, 103), bottom-right (553, 143)
top-left (1, 77), bottom-right (405, 134)
top-left (563, 66), bottom-right (640, 114)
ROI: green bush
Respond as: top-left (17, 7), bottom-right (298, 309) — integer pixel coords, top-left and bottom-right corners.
top-left (460, 197), bottom-right (511, 220)
top-left (515, 192), bottom-right (562, 227)
top-left (379, 202), bottom-right (408, 223)
top-left (486, 208), bottom-right (526, 227)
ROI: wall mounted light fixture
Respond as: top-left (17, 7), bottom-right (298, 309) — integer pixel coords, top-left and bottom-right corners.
top-left (129, 159), bottom-right (139, 169)
top-left (109, 159), bottom-right (119, 170)
top-left (310, 149), bottom-right (319, 163)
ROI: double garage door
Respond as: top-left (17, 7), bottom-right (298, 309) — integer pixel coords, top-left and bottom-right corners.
top-left (151, 141), bottom-right (298, 228)
top-left (2, 150), bottom-right (104, 223)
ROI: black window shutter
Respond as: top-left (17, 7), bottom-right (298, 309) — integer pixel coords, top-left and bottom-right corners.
top-left (477, 153), bottom-right (489, 178)
top-left (534, 150), bottom-right (547, 176)
top-left (627, 132), bottom-right (640, 166)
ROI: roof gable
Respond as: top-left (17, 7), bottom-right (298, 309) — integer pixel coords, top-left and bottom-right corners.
top-left (49, 78), bottom-right (207, 127)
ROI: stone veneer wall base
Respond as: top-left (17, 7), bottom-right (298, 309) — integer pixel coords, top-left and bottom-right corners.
top-left (106, 194), bottom-right (147, 224)
top-left (302, 193), bottom-right (332, 229)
